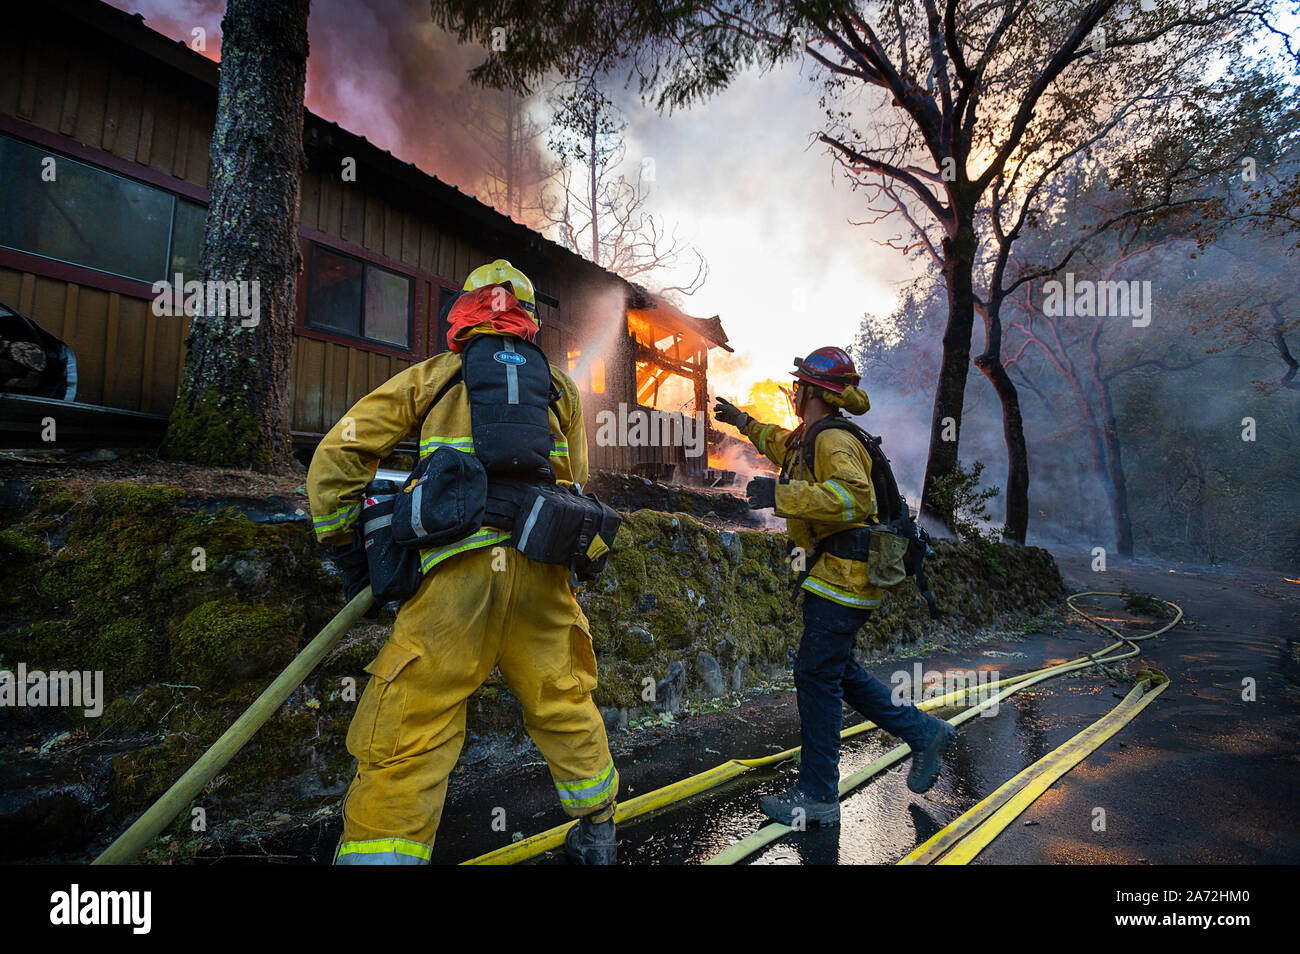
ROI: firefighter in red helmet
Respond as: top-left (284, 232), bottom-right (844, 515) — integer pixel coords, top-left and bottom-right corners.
top-left (713, 347), bottom-right (954, 826)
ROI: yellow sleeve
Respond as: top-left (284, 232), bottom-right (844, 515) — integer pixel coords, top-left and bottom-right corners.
top-left (742, 418), bottom-right (794, 468)
top-left (307, 355), bottom-right (460, 544)
top-left (772, 435), bottom-right (877, 527)
top-left (560, 372), bottom-right (589, 487)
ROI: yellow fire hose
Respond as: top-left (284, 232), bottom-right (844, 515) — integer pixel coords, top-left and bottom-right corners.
top-left (92, 587), bottom-right (376, 865)
top-left (890, 592), bottom-right (1182, 865)
top-left (91, 586), bottom-right (1178, 866)
top-left (462, 670), bottom-right (1045, 865)
top-left (898, 668), bottom-right (1169, 865)
top-left (467, 590), bottom-right (1181, 865)
top-left (702, 591), bottom-right (1182, 865)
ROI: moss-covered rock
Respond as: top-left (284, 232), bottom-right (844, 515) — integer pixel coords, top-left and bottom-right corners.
top-left (0, 480), bottom-right (339, 699)
top-left (0, 527), bottom-right (46, 562)
top-left (171, 600), bottom-right (301, 688)
top-left (84, 619), bottom-right (158, 687)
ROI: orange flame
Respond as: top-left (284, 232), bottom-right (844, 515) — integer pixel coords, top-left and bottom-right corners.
top-left (738, 379), bottom-right (798, 431)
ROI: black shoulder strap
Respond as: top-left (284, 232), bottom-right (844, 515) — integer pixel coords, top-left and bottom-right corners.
top-left (422, 361), bottom-right (463, 424)
top-left (804, 415), bottom-right (905, 526)
top-left (797, 414), bottom-right (859, 482)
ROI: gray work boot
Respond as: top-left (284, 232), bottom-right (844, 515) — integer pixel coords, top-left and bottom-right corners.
top-left (565, 814), bottom-right (617, 865)
top-left (759, 785), bottom-right (840, 827)
top-left (907, 719), bottom-right (956, 794)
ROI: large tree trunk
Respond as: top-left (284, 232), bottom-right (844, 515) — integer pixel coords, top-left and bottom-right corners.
top-left (161, 0), bottom-right (310, 472)
top-left (1083, 325), bottom-right (1135, 557)
top-left (589, 113), bottom-right (599, 264)
top-left (975, 352), bottom-right (1030, 544)
top-left (1096, 380), bottom-right (1135, 557)
top-left (975, 296), bottom-right (1030, 544)
top-left (920, 223), bottom-right (978, 531)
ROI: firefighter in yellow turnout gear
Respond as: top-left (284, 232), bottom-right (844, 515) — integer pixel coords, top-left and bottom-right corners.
top-left (714, 347), bottom-right (954, 827)
top-left (740, 406), bottom-right (884, 612)
top-left (309, 261), bottom-right (618, 864)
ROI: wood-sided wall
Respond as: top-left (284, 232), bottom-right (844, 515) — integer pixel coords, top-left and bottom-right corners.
top-left (0, 18), bottom-right (212, 416)
top-left (0, 13), bottom-right (644, 472)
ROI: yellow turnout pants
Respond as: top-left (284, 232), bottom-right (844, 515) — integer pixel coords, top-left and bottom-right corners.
top-left (335, 545), bottom-right (618, 864)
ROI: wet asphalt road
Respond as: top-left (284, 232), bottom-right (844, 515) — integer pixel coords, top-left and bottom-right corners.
top-left (254, 551), bottom-right (1300, 865)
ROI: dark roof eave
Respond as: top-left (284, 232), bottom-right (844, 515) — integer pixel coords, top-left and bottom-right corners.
top-left (58, 0), bottom-right (631, 291)
top-left (55, 0), bottom-right (733, 343)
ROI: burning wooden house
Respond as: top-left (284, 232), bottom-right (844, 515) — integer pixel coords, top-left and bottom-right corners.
top-left (0, 0), bottom-right (731, 482)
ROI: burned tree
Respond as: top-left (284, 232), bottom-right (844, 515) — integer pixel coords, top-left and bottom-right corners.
top-left (457, 84), bottom-right (554, 225)
top-left (545, 72), bottom-right (707, 294)
top-left (162, 0), bottom-right (311, 471)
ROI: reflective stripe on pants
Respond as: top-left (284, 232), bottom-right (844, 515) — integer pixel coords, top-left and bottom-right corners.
top-left (334, 837), bottom-right (432, 865)
top-left (553, 760), bottom-right (618, 811)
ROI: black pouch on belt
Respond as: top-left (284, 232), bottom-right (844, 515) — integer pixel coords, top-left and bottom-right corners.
top-left (392, 446), bottom-right (488, 548)
top-left (504, 480), bottom-right (622, 580)
top-left (361, 479), bottom-right (423, 603)
top-left (569, 490), bottom-right (622, 580)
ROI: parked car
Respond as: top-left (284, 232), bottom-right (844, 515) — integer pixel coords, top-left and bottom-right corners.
top-left (0, 299), bottom-right (76, 401)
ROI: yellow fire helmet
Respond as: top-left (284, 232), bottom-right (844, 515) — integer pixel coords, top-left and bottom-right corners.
top-left (463, 259), bottom-right (538, 323)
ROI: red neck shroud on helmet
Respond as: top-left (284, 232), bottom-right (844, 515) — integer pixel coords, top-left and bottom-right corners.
top-left (446, 285), bottom-right (539, 354)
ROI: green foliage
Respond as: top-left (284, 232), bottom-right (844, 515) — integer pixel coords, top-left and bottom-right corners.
top-left (1120, 584), bottom-right (1175, 620)
top-left (928, 461), bottom-right (1002, 545)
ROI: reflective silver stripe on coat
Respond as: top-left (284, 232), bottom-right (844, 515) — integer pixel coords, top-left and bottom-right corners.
top-left (504, 339), bottom-right (519, 404)
top-left (516, 495), bottom-right (545, 553)
top-left (364, 513), bottom-right (392, 534)
top-left (410, 480), bottom-right (430, 540)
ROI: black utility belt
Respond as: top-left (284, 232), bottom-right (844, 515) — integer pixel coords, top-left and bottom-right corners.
top-left (816, 526), bottom-right (875, 562)
top-left (377, 446), bottom-right (621, 582)
top-left (805, 522), bottom-right (910, 591)
top-left (814, 523), bottom-right (904, 562)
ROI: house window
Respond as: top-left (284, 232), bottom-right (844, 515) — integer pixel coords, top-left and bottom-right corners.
top-left (305, 243), bottom-right (413, 349)
top-left (0, 133), bottom-right (204, 284)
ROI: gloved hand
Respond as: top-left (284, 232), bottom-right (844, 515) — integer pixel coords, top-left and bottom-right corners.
top-left (746, 476), bottom-right (777, 510)
top-left (327, 530), bottom-right (375, 614)
top-left (713, 397), bottom-right (751, 430)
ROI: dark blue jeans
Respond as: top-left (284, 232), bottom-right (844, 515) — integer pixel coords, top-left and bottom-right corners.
top-left (794, 593), bottom-right (940, 802)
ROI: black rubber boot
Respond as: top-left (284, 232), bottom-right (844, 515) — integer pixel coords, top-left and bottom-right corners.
top-left (907, 719), bottom-right (956, 794)
top-left (565, 814), bottom-right (617, 865)
top-left (759, 785), bottom-right (841, 827)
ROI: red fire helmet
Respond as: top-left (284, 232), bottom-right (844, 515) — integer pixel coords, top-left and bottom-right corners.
top-left (791, 346), bottom-right (860, 394)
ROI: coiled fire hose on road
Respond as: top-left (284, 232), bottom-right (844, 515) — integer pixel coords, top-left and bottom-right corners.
top-left (92, 588), bottom-right (1178, 865)
top-left (469, 590), bottom-right (1182, 866)
top-left (898, 667), bottom-right (1168, 865)
top-left (705, 591), bottom-right (1180, 866)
